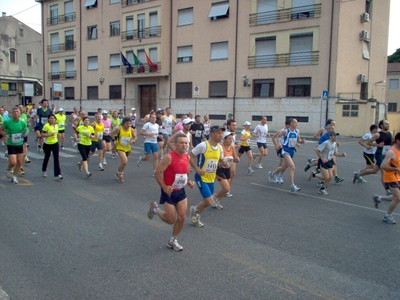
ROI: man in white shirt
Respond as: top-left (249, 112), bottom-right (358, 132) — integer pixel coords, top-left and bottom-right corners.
top-left (252, 116), bottom-right (269, 169)
top-left (138, 112), bottom-right (161, 174)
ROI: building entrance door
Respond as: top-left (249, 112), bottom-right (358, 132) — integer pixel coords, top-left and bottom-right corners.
top-left (139, 85), bottom-right (157, 118)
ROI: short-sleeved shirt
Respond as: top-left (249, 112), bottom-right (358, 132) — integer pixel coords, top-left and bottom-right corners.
top-left (317, 139), bottom-right (337, 161)
top-left (55, 113), bottom-right (67, 131)
top-left (253, 124), bottom-right (268, 143)
top-left (240, 130), bottom-right (251, 147)
top-left (36, 108), bottom-right (52, 125)
top-left (2, 118), bottom-right (26, 146)
top-left (142, 122), bottom-right (159, 143)
top-left (76, 125), bottom-right (95, 146)
top-left (42, 123), bottom-right (59, 144)
top-left (361, 132), bottom-right (376, 154)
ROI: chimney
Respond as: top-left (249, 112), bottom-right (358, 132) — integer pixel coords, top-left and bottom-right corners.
top-left (2, 12), bottom-right (6, 17)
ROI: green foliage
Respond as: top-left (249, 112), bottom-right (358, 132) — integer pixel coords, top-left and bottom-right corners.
top-left (388, 48), bottom-right (400, 63)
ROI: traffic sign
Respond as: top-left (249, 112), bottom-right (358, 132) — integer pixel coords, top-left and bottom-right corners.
top-left (322, 90), bottom-right (329, 101)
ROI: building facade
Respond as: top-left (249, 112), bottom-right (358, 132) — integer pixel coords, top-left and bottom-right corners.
top-left (0, 13), bottom-right (43, 107)
top-left (37, 0), bottom-right (390, 135)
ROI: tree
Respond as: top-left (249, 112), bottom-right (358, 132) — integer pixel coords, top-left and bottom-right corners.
top-left (388, 48), bottom-right (400, 63)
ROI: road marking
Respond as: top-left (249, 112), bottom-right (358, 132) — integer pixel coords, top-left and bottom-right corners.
top-left (73, 190), bottom-right (101, 202)
top-left (0, 176), bottom-right (33, 186)
top-left (251, 182), bottom-right (400, 216)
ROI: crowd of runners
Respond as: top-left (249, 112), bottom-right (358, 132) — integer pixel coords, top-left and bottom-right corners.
top-left (1, 101), bottom-right (400, 252)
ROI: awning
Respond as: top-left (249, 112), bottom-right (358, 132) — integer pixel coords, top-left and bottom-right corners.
top-left (208, 2), bottom-right (229, 18)
top-left (0, 75), bottom-right (43, 86)
top-left (84, 0), bottom-right (97, 8)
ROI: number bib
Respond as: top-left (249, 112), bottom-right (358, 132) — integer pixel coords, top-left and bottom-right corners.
top-left (205, 159), bottom-right (218, 173)
top-left (41, 117), bottom-right (48, 124)
top-left (195, 130), bottom-right (202, 138)
top-left (97, 132), bottom-right (103, 140)
top-left (172, 174), bottom-right (188, 189)
top-left (288, 138), bottom-right (297, 148)
top-left (104, 128), bottom-right (110, 135)
top-left (59, 123), bottom-right (65, 129)
top-left (121, 136), bottom-right (130, 146)
top-left (11, 133), bottom-right (22, 144)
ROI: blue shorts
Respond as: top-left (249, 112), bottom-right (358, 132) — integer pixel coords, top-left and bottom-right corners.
top-left (144, 142), bottom-right (158, 154)
top-left (159, 188), bottom-right (187, 205)
top-left (34, 124), bottom-right (43, 132)
top-left (279, 147), bottom-right (295, 158)
top-left (375, 153), bottom-right (384, 167)
top-left (194, 174), bottom-right (214, 199)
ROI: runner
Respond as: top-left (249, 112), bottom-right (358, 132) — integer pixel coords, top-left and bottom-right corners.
top-left (173, 114), bottom-right (187, 133)
top-left (238, 121), bottom-right (255, 174)
top-left (112, 117), bottom-right (136, 182)
top-left (41, 114), bottom-right (63, 180)
top-left (74, 116), bottom-right (95, 178)
top-left (225, 119), bottom-right (238, 197)
top-left (252, 116), bottom-right (269, 169)
top-left (55, 108), bottom-right (67, 150)
top-left (101, 110), bottom-right (112, 165)
top-left (110, 110), bottom-right (121, 159)
top-left (189, 125), bottom-right (226, 227)
top-left (137, 112), bottom-right (160, 175)
top-left (190, 115), bottom-right (205, 148)
top-left (161, 107), bottom-right (176, 152)
top-left (203, 114), bottom-right (211, 140)
top-left (147, 133), bottom-right (194, 251)
top-left (90, 114), bottom-right (105, 171)
top-left (155, 110), bottom-right (164, 159)
top-left (270, 120), bottom-right (290, 184)
top-left (34, 99), bottom-right (52, 153)
top-left (19, 106), bottom-right (30, 167)
top-left (128, 107), bottom-right (137, 136)
top-left (168, 118), bottom-right (193, 153)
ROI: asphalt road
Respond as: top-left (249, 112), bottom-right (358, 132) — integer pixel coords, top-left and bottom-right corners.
top-left (0, 125), bottom-right (399, 300)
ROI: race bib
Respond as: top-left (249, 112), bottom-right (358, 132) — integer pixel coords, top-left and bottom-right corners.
top-left (121, 136), bottom-right (130, 146)
top-left (246, 138), bottom-right (251, 145)
top-left (288, 138), bottom-right (297, 148)
top-left (204, 159), bottom-right (218, 173)
top-left (97, 132), bottom-right (103, 140)
top-left (383, 145), bottom-right (390, 156)
top-left (59, 123), bottom-right (65, 129)
top-left (172, 174), bottom-right (188, 189)
top-left (195, 130), bottom-right (202, 138)
top-left (11, 133), bottom-right (22, 143)
top-left (104, 128), bottom-right (110, 134)
top-left (41, 117), bottom-right (48, 124)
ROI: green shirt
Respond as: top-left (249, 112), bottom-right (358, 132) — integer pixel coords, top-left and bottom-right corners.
top-left (55, 113), bottom-right (67, 131)
top-left (42, 123), bottom-right (59, 144)
top-left (2, 118), bottom-right (26, 146)
top-left (20, 113), bottom-right (29, 134)
top-left (76, 125), bottom-right (95, 146)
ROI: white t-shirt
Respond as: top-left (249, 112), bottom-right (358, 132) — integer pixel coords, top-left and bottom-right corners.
top-left (142, 122), bottom-right (159, 143)
top-left (317, 140), bottom-right (337, 161)
top-left (253, 124), bottom-right (268, 143)
top-left (162, 115), bottom-right (174, 135)
top-left (362, 132), bottom-right (376, 154)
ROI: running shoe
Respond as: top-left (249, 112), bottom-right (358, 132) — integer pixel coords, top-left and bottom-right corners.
top-left (77, 162), bottom-right (82, 172)
top-left (290, 184), bottom-right (301, 192)
top-left (25, 157), bottom-right (31, 163)
top-left (386, 189), bottom-right (392, 196)
top-left (167, 238), bottom-right (183, 252)
top-left (98, 164), bottom-right (104, 171)
top-left (334, 176), bottom-right (344, 183)
top-left (383, 214), bottom-right (396, 224)
top-left (4, 152), bottom-right (8, 157)
top-left (61, 146), bottom-right (65, 151)
top-left (317, 181), bottom-right (324, 187)
top-left (357, 176), bottom-right (367, 183)
top-left (304, 163), bottom-right (311, 172)
top-left (193, 214), bottom-right (204, 228)
top-left (273, 175), bottom-right (280, 184)
top-left (18, 168), bottom-right (25, 176)
top-left (372, 194), bottom-right (382, 208)
top-left (247, 167), bottom-right (255, 174)
top-left (5, 169), bottom-right (11, 179)
top-left (268, 171), bottom-right (275, 183)
top-left (189, 206), bottom-right (198, 223)
top-left (147, 201), bottom-right (158, 220)
top-left (352, 171), bottom-right (360, 184)
top-left (318, 188), bottom-right (328, 196)
top-left (111, 152), bottom-right (116, 159)
top-left (211, 196), bottom-right (223, 210)
top-left (11, 176), bottom-right (18, 184)
top-left (277, 174), bottom-right (284, 184)
top-left (307, 157), bottom-right (314, 164)
top-left (115, 173), bottom-right (124, 182)
top-left (37, 144), bottom-right (41, 153)
top-left (43, 172), bottom-right (47, 178)
top-left (102, 158), bottom-right (107, 165)
top-left (86, 172), bottom-right (92, 178)
top-left (308, 171), bottom-right (315, 181)
top-left (255, 164), bottom-right (263, 169)
top-left (252, 153), bottom-right (259, 160)
top-left (225, 192), bottom-right (233, 198)
top-left (55, 175), bottom-right (63, 181)
top-left (137, 156), bottom-right (142, 167)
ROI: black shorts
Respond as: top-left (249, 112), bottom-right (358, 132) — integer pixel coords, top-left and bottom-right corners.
top-left (58, 130), bottom-right (65, 134)
top-left (34, 124), bottom-right (44, 132)
top-left (102, 135), bottom-right (112, 143)
top-left (7, 145), bottom-right (24, 155)
top-left (216, 167), bottom-right (231, 180)
top-left (78, 144), bottom-right (91, 161)
top-left (318, 158), bottom-right (335, 169)
top-left (160, 188), bottom-right (187, 205)
top-left (363, 153), bottom-right (375, 165)
top-left (91, 141), bottom-right (103, 152)
top-left (257, 142), bottom-right (267, 149)
top-left (239, 146), bottom-right (251, 154)
top-left (384, 182), bottom-right (400, 190)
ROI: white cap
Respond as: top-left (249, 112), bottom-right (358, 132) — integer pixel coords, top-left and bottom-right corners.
top-left (223, 131), bottom-right (234, 139)
top-left (58, 108), bottom-right (64, 112)
top-left (243, 121), bottom-right (251, 126)
top-left (102, 110), bottom-right (108, 114)
top-left (182, 118), bottom-right (194, 125)
top-left (131, 108), bottom-right (136, 111)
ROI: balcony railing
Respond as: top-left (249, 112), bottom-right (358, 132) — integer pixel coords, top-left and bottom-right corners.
top-left (337, 92), bottom-right (368, 101)
top-left (47, 42), bottom-right (76, 53)
top-left (248, 51), bottom-right (319, 68)
top-left (121, 62), bottom-right (161, 75)
top-left (47, 12), bottom-right (76, 26)
top-left (249, 4), bottom-right (321, 26)
top-left (121, 26), bottom-right (161, 41)
top-left (121, 0), bottom-right (155, 7)
top-left (48, 71), bottom-right (77, 80)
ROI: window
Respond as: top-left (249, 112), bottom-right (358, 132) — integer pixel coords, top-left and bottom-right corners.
top-left (176, 82), bottom-right (192, 98)
top-left (178, 8), bottom-right (193, 26)
top-left (19, 28), bottom-right (24, 37)
top-left (65, 30), bottom-right (74, 50)
top-left (126, 16), bottom-right (134, 39)
top-left (64, 1), bottom-right (74, 22)
top-left (366, 0), bottom-right (371, 14)
top-left (362, 41), bottom-right (370, 59)
top-left (65, 87), bottom-right (75, 99)
top-left (149, 48), bottom-right (158, 71)
top-left (50, 4), bottom-right (58, 25)
top-left (287, 77), bottom-right (311, 97)
top-left (84, 0), bottom-right (97, 8)
top-left (51, 61), bottom-right (60, 80)
top-left (209, 81), bottom-right (228, 97)
top-left (138, 14), bottom-right (145, 38)
top-left (109, 85), bottom-right (122, 99)
top-left (208, 1), bottom-right (229, 20)
top-left (50, 33), bottom-right (59, 53)
top-left (342, 104), bottom-right (359, 117)
top-left (110, 21), bottom-right (120, 36)
top-left (110, 54), bottom-right (120, 68)
top-left (256, 0), bottom-right (277, 25)
top-left (87, 86), bottom-right (98, 99)
top-left (88, 25), bottom-right (97, 40)
top-left (9, 49), bottom-right (16, 63)
top-left (177, 46), bottom-right (193, 62)
top-left (291, 0), bottom-right (315, 20)
top-left (388, 103), bottom-right (398, 112)
top-left (110, 0), bottom-right (120, 4)
top-left (27, 53), bottom-right (32, 66)
top-left (211, 42), bottom-right (228, 60)
top-left (389, 79), bottom-right (399, 89)
top-left (360, 82), bottom-right (368, 100)
top-left (149, 12), bottom-right (158, 36)
top-left (9, 83), bottom-right (17, 91)
top-left (253, 79), bottom-right (274, 97)
top-left (65, 59), bottom-right (75, 79)
top-left (88, 56), bottom-right (98, 70)
top-left (290, 33), bottom-right (313, 65)
top-left (255, 37), bottom-right (276, 67)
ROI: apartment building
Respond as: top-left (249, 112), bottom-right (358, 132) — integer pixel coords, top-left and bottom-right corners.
top-left (37, 0), bottom-right (390, 135)
top-left (0, 13), bottom-right (43, 107)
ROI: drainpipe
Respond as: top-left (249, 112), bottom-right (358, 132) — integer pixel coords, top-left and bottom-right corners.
top-left (79, 0), bottom-right (82, 110)
top-left (326, 0), bottom-right (334, 122)
top-left (168, 0), bottom-right (173, 108)
top-left (40, 2), bottom-right (45, 100)
top-left (232, 0), bottom-right (239, 118)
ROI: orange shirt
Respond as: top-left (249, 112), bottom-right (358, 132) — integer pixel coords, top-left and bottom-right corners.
top-left (383, 147), bottom-right (400, 183)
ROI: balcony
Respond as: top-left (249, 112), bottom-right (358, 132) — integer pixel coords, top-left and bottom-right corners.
top-left (47, 42), bottom-right (76, 54)
top-left (47, 71), bottom-right (77, 80)
top-left (249, 4), bottom-right (321, 26)
top-left (121, 26), bottom-right (161, 41)
top-left (47, 12), bottom-right (76, 26)
top-left (121, 0), bottom-right (155, 7)
top-left (248, 51), bottom-right (319, 68)
top-left (337, 92), bottom-right (368, 101)
top-left (121, 62), bottom-right (161, 75)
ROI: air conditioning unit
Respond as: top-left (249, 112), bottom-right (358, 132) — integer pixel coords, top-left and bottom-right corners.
top-left (357, 74), bottom-right (367, 83)
top-left (359, 30), bottom-right (369, 40)
top-left (360, 12), bottom-right (370, 23)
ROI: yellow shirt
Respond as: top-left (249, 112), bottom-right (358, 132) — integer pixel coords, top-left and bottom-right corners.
top-left (76, 125), bottom-right (95, 146)
top-left (92, 122), bottom-right (105, 142)
top-left (199, 141), bottom-right (221, 183)
top-left (55, 113), bottom-right (67, 131)
top-left (42, 123), bottom-right (59, 145)
top-left (240, 129), bottom-right (251, 147)
top-left (116, 126), bottom-right (133, 152)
